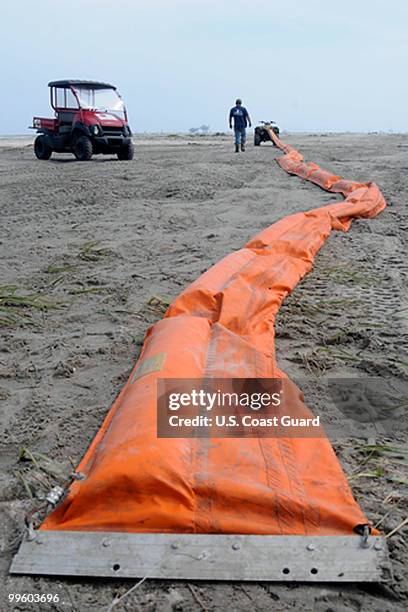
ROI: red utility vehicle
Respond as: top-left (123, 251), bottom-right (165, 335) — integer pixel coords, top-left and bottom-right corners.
top-left (31, 80), bottom-right (134, 161)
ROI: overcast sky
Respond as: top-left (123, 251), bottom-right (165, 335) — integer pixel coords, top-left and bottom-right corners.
top-left (1, 0), bottom-right (407, 134)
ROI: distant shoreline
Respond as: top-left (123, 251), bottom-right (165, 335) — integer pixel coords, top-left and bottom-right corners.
top-left (1, 131), bottom-right (407, 151)
top-left (1, 130), bottom-right (407, 139)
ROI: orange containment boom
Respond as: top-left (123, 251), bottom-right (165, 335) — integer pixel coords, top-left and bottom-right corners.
top-left (11, 132), bottom-right (391, 582)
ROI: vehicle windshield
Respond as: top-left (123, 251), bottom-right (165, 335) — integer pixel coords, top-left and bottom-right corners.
top-left (73, 87), bottom-right (125, 115)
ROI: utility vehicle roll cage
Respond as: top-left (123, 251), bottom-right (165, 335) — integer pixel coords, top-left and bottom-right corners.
top-left (47, 80), bottom-right (128, 122)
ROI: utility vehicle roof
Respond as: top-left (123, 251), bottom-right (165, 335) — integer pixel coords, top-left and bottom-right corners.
top-left (48, 80), bottom-right (116, 90)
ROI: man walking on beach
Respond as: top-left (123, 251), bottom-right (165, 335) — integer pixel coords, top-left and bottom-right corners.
top-left (229, 99), bottom-right (252, 153)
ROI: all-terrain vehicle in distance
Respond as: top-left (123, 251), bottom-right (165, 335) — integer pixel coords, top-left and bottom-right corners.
top-left (254, 121), bottom-right (280, 146)
top-left (31, 80), bottom-right (134, 161)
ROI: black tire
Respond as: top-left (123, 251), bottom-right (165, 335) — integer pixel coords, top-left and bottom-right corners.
top-left (34, 136), bottom-right (52, 160)
top-left (271, 126), bottom-right (280, 146)
top-left (254, 132), bottom-right (261, 146)
top-left (73, 136), bottom-right (93, 161)
top-left (117, 141), bottom-right (134, 160)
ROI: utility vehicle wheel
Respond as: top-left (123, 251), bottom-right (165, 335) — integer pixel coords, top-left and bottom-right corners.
top-left (74, 136), bottom-right (93, 161)
top-left (254, 132), bottom-right (261, 146)
top-left (117, 141), bottom-right (134, 160)
top-left (34, 136), bottom-right (52, 160)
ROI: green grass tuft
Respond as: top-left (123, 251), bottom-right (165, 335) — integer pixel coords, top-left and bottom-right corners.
top-left (0, 285), bottom-right (59, 327)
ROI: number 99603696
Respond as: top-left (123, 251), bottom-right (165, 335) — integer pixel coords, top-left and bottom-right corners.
top-left (8, 593), bottom-right (60, 604)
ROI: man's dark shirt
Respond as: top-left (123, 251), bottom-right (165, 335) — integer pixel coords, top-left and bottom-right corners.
top-left (229, 106), bottom-right (249, 129)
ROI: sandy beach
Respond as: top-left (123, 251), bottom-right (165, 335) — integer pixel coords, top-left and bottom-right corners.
top-left (1, 133), bottom-right (407, 610)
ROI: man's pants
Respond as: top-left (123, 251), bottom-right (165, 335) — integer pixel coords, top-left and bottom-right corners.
top-left (234, 127), bottom-right (246, 145)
